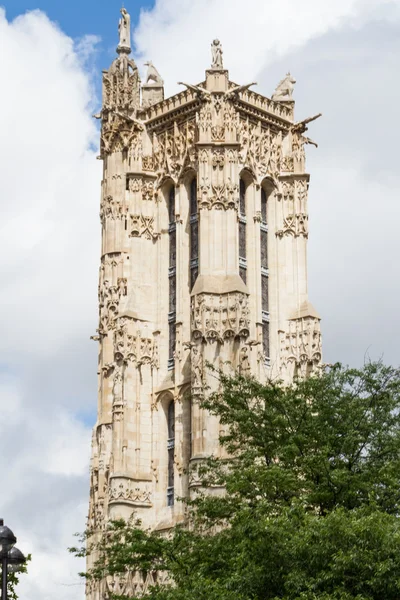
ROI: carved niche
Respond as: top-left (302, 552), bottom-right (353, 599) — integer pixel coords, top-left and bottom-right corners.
top-left (191, 293), bottom-right (250, 342)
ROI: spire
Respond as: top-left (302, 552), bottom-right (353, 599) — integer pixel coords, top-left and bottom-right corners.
top-left (117, 6), bottom-right (131, 54)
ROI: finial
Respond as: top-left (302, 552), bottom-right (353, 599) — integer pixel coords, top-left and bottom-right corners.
top-left (211, 39), bottom-right (223, 70)
top-left (117, 6), bottom-right (131, 54)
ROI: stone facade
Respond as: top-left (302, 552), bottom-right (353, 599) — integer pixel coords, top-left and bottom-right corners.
top-left (87, 11), bottom-right (322, 598)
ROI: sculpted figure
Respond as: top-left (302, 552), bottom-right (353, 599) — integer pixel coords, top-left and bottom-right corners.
top-left (211, 39), bottom-right (223, 69)
top-left (191, 345), bottom-right (203, 389)
top-left (271, 72), bottom-right (296, 101)
top-left (118, 8), bottom-right (131, 49)
top-left (113, 363), bottom-right (123, 403)
top-left (239, 346), bottom-right (251, 375)
top-left (144, 61), bottom-right (163, 85)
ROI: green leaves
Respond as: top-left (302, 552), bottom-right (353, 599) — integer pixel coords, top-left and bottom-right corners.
top-left (76, 361), bottom-right (400, 600)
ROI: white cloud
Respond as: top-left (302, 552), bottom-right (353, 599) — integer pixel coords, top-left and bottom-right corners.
top-left (0, 7), bottom-right (100, 599)
top-left (133, 0), bottom-right (393, 94)
top-left (1, 1), bottom-right (400, 599)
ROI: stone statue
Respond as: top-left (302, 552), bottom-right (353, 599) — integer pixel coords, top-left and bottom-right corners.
top-left (211, 39), bottom-right (223, 69)
top-left (191, 345), bottom-right (203, 390)
top-left (144, 61), bottom-right (164, 85)
top-left (271, 72), bottom-right (296, 102)
top-left (118, 8), bottom-right (131, 50)
top-left (239, 346), bottom-right (251, 375)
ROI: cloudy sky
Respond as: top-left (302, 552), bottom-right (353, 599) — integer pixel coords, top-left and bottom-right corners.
top-left (0, 0), bottom-right (399, 598)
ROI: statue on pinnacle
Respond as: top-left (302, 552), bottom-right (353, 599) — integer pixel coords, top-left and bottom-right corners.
top-left (118, 7), bottom-right (131, 52)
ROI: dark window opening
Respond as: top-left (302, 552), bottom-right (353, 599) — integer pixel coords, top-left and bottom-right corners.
top-left (167, 401), bottom-right (175, 506)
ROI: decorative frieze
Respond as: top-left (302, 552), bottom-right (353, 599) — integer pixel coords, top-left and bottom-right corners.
top-left (108, 476), bottom-right (152, 506)
top-left (191, 292), bottom-right (250, 342)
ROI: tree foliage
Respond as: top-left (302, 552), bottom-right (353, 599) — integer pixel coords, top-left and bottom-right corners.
top-left (76, 362), bottom-right (400, 599)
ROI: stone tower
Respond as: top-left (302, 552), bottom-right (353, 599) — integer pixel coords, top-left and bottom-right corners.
top-left (87, 9), bottom-right (322, 598)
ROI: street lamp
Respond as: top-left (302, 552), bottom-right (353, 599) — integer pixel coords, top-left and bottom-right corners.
top-left (0, 520), bottom-right (26, 599)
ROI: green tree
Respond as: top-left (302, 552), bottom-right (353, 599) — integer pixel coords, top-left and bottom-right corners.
top-left (76, 362), bottom-right (400, 599)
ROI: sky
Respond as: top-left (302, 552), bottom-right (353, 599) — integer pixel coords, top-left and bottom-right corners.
top-left (0, 0), bottom-right (400, 598)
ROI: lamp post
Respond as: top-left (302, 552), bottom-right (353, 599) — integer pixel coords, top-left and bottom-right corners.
top-left (0, 520), bottom-right (26, 600)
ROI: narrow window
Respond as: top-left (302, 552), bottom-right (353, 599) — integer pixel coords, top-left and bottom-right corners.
top-left (261, 187), bottom-right (270, 358)
top-left (167, 401), bottom-right (175, 506)
top-left (239, 178), bottom-right (247, 283)
top-left (189, 178), bottom-right (199, 290)
top-left (168, 187), bottom-right (176, 369)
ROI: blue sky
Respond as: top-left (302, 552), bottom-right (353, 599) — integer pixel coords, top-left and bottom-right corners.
top-left (6, 0), bottom-right (153, 45)
top-left (1, 1), bottom-right (400, 599)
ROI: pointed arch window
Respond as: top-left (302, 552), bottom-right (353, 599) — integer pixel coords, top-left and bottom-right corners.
top-left (167, 401), bottom-right (175, 506)
top-left (239, 178), bottom-right (247, 283)
top-left (190, 177), bottom-right (199, 290)
top-left (168, 186), bottom-right (176, 369)
top-left (260, 187), bottom-right (270, 359)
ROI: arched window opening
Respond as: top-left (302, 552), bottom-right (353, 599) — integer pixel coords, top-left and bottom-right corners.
top-left (260, 187), bottom-right (270, 359)
top-left (239, 178), bottom-right (247, 283)
top-left (168, 187), bottom-right (176, 369)
top-left (167, 401), bottom-right (175, 507)
top-left (189, 178), bottom-right (198, 290)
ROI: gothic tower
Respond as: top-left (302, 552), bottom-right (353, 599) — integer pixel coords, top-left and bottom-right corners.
top-left (87, 9), bottom-right (322, 598)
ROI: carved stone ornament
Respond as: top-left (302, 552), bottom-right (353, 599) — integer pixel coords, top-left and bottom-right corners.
top-left (239, 119), bottom-right (282, 179)
top-left (100, 194), bottom-right (128, 223)
top-left (191, 292), bottom-right (250, 342)
top-left (112, 363), bottom-right (125, 421)
top-left (101, 111), bottom-right (142, 156)
top-left (113, 318), bottom-right (159, 368)
top-left (152, 120), bottom-right (196, 183)
top-left (280, 316), bottom-right (322, 379)
top-left (198, 177), bottom-right (238, 210)
top-left (128, 177), bottom-right (155, 200)
top-left (276, 179), bottom-right (309, 238)
top-left (108, 476), bottom-right (152, 506)
top-left (105, 570), bottom-right (169, 599)
top-left (129, 214), bottom-right (159, 239)
top-left (142, 155), bottom-right (155, 171)
top-left (271, 72), bottom-right (296, 102)
top-left (102, 50), bottom-right (140, 112)
top-left (99, 276), bottom-right (127, 332)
